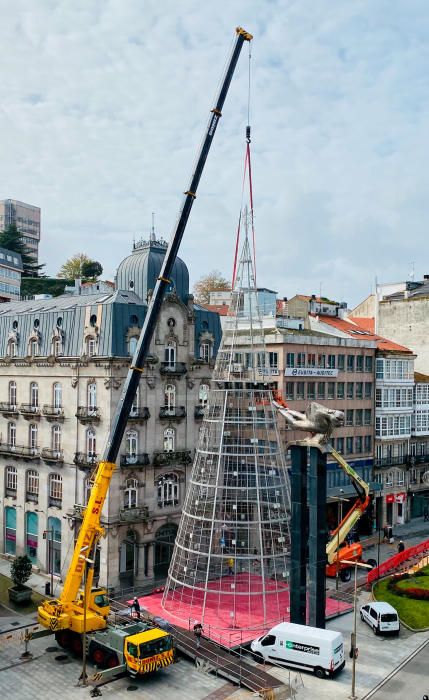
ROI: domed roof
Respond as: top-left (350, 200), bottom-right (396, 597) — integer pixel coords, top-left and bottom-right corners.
top-left (115, 236), bottom-right (189, 303)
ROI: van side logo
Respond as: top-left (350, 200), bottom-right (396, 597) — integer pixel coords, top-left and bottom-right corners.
top-left (286, 640), bottom-right (320, 655)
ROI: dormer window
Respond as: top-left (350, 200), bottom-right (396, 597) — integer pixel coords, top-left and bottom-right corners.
top-left (6, 340), bottom-right (17, 358)
top-left (87, 337), bottom-right (97, 357)
top-left (199, 342), bottom-right (211, 362)
top-left (30, 339), bottom-right (39, 357)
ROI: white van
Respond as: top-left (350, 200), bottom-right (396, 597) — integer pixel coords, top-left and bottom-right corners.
top-left (359, 602), bottom-right (400, 635)
top-left (250, 622), bottom-right (345, 679)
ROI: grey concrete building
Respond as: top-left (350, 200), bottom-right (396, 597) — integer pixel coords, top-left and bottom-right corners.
top-left (0, 247), bottom-right (22, 302)
top-left (0, 237), bottom-right (221, 593)
top-left (0, 199), bottom-right (41, 264)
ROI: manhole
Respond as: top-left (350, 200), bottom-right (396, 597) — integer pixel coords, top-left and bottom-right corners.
top-left (46, 646), bottom-right (59, 652)
top-left (55, 654), bottom-right (71, 664)
top-left (127, 686), bottom-right (138, 692)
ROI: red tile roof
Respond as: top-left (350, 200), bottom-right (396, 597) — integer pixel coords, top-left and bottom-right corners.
top-left (317, 315), bottom-right (412, 353)
top-left (203, 304), bottom-right (229, 316)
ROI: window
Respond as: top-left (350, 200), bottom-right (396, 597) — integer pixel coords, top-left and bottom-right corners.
top-left (307, 353), bottom-right (316, 367)
top-left (318, 354), bottom-right (326, 368)
top-left (130, 387), bottom-right (139, 416)
top-left (375, 388), bottom-right (382, 407)
top-left (199, 383), bottom-right (209, 406)
top-left (365, 356), bottom-right (373, 372)
top-left (337, 354), bottom-right (345, 371)
top-left (286, 382), bottom-right (295, 400)
top-left (26, 511), bottom-right (38, 563)
top-left (29, 424), bottom-right (38, 452)
top-left (365, 382), bottom-right (372, 399)
top-left (8, 381), bottom-right (16, 407)
top-left (385, 472), bottom-right (393, 487)
top-left (30, 339), bottom-right (39, 357)
top-left (52, 336), bottom-right (62, 357)
top-left (346, 409), bottom-right (354, 426)
top-left (307, 382), bottom-right (315, 400)
top-left (364, 435), bottom-right (372, 453)
top-left (87, 337), bottom-right (97, 356)
top-left (354, 382), bottom-right (363, 399)
top-left (165, 341), bottom-right (177, 366)
top-left (157, 472), bottom-right (179, 508)
top-left (337, 382), bottom-right (345, 399)
top-left (296, 382), bottom-right (305, 400)
top-left (347, 382), bottom-right (354, 399)
top-left (52, 425), bottom-right (61, 454)
top-left (164, 428), bottom-right (175, 452)
top-left (164, 384), bottom-right (175, 412)
top-left (317, 382), bottom-right (325, 399)
top-left (4, 506), bottom-right (16, 555)
top-left (355, 409), bottom-right (363, 426)
top-left (200, 341), bottom-right (211, 362)
top-left (347, 355), bottom-right (355, 372)
top-left (87, 383), bottom-right (97, 411)
top-left (355, 436), bottom-right (363, 453)
top-left (129, 336), bottom-right (138, 356)
top-left (297, 352), bottom-right (305, 368)
top-left (49, 473), bottom-right (63, 505)
top-left (397, 470), bottom-right (405, 485)
top-left (375, 415), bottom-right (412, 438)
top-left (124, 478), bottom-right (138, 509)
top-left (376, 359), bottom-right (384, 379)
top-left (5, 465), bottom-right (17, 494)
top-left (364, 409), bottom-right (372, 426)
top-left (7, 339), bottom-right (17, 357)
top-left (126, 430), bottom-right (138, 462)
top-left (86, 428), bottom-right (97, 459)
top-left (47, 516), bottom-right (61, 575)
top-left (261, 635), bottom-right (276, 647)
top-left (346, 437), bottom-right (354, 454)
top-left (327, 382), bottom-right (335, 399)
top-left (356, 356), bottom-right (364, 372)
top-left (336, 437), bottom-right (344, 453)
top-left (286, 352), bottom-right (295, 368)
top-left (26, 469), bottom-right (39, 501)
top-left (269, 352), bottom-right (278, 370)
top-left (53, 383), bottom-right (62, 410)
top-left (30, 382), bottom-right (39, 408)
top-left (327, 354), bottom-right (336, 369)
top-left (7, 421), bottom-right (16, 447)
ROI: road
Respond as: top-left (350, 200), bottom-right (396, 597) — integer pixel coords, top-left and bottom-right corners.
top-left (362, 637), bottom-right (429, 700)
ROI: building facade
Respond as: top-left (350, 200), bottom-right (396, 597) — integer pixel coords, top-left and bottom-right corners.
top-left (0, 237), bottom-right (221, 593)
top-left (0, 199), bottom-right (41, 264)
top-left (0, 247), bottom-right (22, 302)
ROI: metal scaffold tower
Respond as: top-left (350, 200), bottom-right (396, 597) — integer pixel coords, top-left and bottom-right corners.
top-left (162, 215), bottom-right (292, 639)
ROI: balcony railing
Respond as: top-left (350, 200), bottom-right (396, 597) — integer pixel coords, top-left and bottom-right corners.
top-left (194, 405), bottom-right (205, 419)
top-left (159, 362), bottom-right (187, 376)
top-left (76, 406), bottom-right (100, 423)
top-left (119, 506), bottom-right (149, 523)
top-left (20, 403), bottom-right (41, 417)
top-left (0, 444), bottom-right (40, 459)
top-left (153, 449), bottom-right (192, 467)
top-left (128, 407), bottom-right (150, 421)
top-left (159, 406), bottom-right (186, 420)
top-left (375, 452), bottom-right (429, 468)
top-left (41, 448), bottom-right (64, 464)
top-left (42, 405), bottom-right (65, 421)
top-left (120, 453), bottom-right (150, 468)
top-left (73, 452), bottom-right (98, 469)
top-left (0, 402), bottom-right (18, 416)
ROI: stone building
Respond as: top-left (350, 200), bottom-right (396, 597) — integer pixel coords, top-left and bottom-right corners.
top-left (0, 236), bottom-right (221, 593)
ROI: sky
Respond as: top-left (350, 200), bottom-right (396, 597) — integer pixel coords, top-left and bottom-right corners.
top-left (2, 0), bottom-right (429, 308)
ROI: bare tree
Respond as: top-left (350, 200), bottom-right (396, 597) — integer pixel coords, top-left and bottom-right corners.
top-left (193, 270), bottom-right (230, 305)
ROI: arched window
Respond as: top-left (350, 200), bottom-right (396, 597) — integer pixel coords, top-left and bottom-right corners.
top-left (157, 472), bottom-right (179, 508)
top-left (30, 382), bottom-right (39, 408)
top-left (86, 337), bottom-right (97, 357)
top-left (26, 511), bottom-right (39, 563)
top-left (199, 342), bottom-right (211, 362)
top-left (7, 421), bottom-right (16, 447)
top-left (29, 423), bottom-right (38, 452)
top-left (5, 465), bottom-right (17, 495)
top-left (164, 428), bottom-right (175, 452)
top-left (30, 338), bottom-right (39, 357)
top-left (4, 506), bottom-right (16, 555)
top-left (125, 430), bottom-right (138, 463)
top-left (86, 428), bottom-right (97, 460)
top-left (49, 473), bottom-right (63, 506)
top-left (124, 478), bottom-right (138, 509)
top-left (164, 384), bottom-right (175, 412)
top-left (26, 469), bottom-right (39, 501)
top-left (87, 382), bottom-right (97, 411)
top-left (129, 337), bottom-right (138, 356)
top-left (47, 516), bottom-right (61, 575)
top-left (199, 383), bottom-right (209, 406)
top-left (52, 335), bottom-right (63, 357)
top-left (53, 383), bottom-right (62, 410)
top-left (8, 381), bottom-right (17, 408)
top-left (130, 387), bottom-right (139, 417)
top-left (52, 425), bottom-right (61, 454)
top-left (6, 339), bottom-right (17, 357)
top-left (164, 340), bottom-right (176, 368)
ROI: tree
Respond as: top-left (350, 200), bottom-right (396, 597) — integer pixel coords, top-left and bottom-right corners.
top-left (10, 555), bottom-right (33, 590)
top-left (193, 270), bottom-right (230, 305)
top-left (81, 259), bottom-right (103, 280)
top-left (0, 223), bottom-right (45, 277)
top-left (58, 253), bottom-right (91, 279)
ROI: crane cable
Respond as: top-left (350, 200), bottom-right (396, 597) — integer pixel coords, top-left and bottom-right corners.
top-left (232, 40), bottom-right (257, 287)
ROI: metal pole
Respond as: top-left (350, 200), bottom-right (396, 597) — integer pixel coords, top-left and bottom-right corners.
top-left (82, 560), bottom-right (87, 686)
top-left (351, 562), bottom-right (358, 700)
top-left (50, 530), bottom-right (54, 596)
top-left (336, 500), bottom-right (343, 591)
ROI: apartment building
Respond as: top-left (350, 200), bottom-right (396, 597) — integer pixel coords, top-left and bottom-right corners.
top-left (0, 247), bottom-right (22, 302)
top-left (0, 199), bottom-right (41, 264)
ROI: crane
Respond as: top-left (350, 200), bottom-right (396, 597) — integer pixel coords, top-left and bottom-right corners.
top-left (38, 26), bottom-right (253, 678)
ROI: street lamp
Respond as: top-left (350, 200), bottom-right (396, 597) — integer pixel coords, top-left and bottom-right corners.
top-left (340, 558), bottom-right (372, 700)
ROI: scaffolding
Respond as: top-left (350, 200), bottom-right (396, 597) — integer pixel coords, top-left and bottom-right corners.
top-left (162, 218), bottom-right (292, 636)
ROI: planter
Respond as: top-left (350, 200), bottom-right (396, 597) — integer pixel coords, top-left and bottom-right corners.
top-left (8, 585), bottom-right (33, 605)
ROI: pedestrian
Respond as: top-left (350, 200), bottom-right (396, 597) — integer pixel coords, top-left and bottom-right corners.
top-left (397, 539), bottom-right (405, 554)
top-left (383, 525), bottom-right (388, 543)
top-left (193, 620), bottom-right (203, 648)
top-left (228, 557), bottom-right (234, 575)
top-left (131, 596), bottom-right (141, 619)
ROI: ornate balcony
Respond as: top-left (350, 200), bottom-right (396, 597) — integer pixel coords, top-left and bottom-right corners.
top-left (120, 453), bottom-right (150, 468)
top-left (194, 405), bottom-right (205, 419)
top-left (128, 407), bottom-right (150, 422)
top-left (20, 403), bottom-right (41, 419)
top-left (159, 406), bottom-right (186, 421)
top-left (41, 448), bottom-right (64, 464)
top-left (76, 406), bottom-right (100, 423)
top-left (119, 505), bottom-right (149, 523)
top-left (42, 405), bottom-right (65, 421)
top-left (73, 452), bottom-right (98, 470)
top-left (0, 402), bottom-right (18, 416)
top-left (0, 444), bottom-right (40, 459)
top-left (153, 449), bottom-right (192, 467)
top-left (159, 361), bottom-right (187, 376)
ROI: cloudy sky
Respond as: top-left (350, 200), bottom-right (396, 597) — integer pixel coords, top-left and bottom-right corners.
top-left (2, 1), bottom-right (429, 307)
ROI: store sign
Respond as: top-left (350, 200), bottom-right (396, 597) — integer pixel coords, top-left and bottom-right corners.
top-left (284, 368), bottom-right (338, 377)
top-left (385, 494), bottom-right (395, 504)
top-left (395, 492), bottom-right (407, 504)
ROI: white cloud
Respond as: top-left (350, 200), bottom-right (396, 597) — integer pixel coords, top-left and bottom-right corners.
top-left (1, 0), bottom-right (429, 307)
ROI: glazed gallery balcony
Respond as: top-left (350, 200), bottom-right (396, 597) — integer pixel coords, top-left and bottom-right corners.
top-left (120, 453), bottom-right (150, 468)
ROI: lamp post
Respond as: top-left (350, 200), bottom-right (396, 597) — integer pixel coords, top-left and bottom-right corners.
top-left (340, 559), bottom-right (372, 700)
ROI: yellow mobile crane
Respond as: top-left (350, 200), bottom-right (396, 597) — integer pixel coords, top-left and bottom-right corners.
top-left (37, 26), bottom-right (252, 679)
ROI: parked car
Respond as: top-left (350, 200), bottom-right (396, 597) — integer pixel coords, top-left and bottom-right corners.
top-left (359, 601), bottom-right (400, 635)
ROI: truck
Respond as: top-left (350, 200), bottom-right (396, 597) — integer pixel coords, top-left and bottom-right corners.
top-left (37, 25), bottom-right (253, 682)
top-left (251, 622), bottom-right (345, 678)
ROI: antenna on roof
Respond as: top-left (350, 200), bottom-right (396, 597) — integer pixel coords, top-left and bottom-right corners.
top-left (150, 212), bottom-right (156, 242)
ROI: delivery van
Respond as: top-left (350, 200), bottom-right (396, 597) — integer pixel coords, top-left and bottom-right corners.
top-left (250, 622), bottom-right (345, 678)
top-left (359, 602), bottom-right (400, 635)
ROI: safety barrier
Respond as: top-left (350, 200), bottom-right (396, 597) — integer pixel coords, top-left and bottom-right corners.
top-left (367, 537), bottom-right (429, 584)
